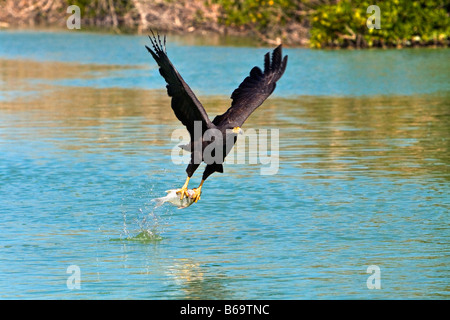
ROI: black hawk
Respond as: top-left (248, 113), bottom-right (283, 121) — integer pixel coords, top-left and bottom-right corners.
top-left (146, 32), bottom-right (288, 203)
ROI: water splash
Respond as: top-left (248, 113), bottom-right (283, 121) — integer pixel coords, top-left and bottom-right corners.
top-left (120, 200), bottom-right (165, 242)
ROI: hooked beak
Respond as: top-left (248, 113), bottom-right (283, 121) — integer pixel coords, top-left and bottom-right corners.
top-left (232, 126), bottom-right (244, 135)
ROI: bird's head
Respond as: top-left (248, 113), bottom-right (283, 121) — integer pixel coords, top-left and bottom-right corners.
top-left (231, 126), bottom-right (244, 135)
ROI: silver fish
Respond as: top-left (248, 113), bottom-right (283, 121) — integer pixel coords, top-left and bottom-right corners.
top-left (153, 189), bottom-right (196, 209)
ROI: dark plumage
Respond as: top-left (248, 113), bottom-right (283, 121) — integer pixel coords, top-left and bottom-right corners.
top-left (145, 32), bottom-right (288, 202)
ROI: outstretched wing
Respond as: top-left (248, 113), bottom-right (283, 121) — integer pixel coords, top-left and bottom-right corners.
top-left (213, 45), bottom-right (288, 128)
top-left (145, 32), bottom-right (212, 137)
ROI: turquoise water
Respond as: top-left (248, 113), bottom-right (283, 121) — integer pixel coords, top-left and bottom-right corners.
top-left (0, 30), bottom-right (449, 299)
top-left (0, 30), bottom-right (449, 96)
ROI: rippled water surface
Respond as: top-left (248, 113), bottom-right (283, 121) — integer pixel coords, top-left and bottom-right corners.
top-left (0, 31), bottom-right (449, 299)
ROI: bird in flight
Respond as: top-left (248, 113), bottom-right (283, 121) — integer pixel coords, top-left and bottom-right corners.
top-left (146, 32), bottom-right (287, 204)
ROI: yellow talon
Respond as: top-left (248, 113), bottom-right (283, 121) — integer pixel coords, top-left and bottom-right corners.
top-left (177, 187), bottom-right (189, 200)
top-left (192, 180), bottom-right (204, 203)
top-left (177, 176), bottom-right (190, 200)
top-left (192, 189), bottom-right (201, 203)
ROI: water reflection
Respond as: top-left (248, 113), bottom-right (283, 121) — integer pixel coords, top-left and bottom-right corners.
top-left (165, 258), bottom-right (234, 299)
top-left (1, 58), bottom-right (448, 182)
top-left (273, 95), bottom-right (450, 180)
top-left (1, 31), bottom-right (449, 96)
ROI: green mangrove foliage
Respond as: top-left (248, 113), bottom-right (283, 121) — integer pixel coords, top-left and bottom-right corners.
top-left (213, 0), bottom-right (449, 48)
top-left (2, 0), bottom-right (447, 48)
top-left (214, 0), bottom-right (299, 30)
top-left (310, 0), bottom-right (450, 48)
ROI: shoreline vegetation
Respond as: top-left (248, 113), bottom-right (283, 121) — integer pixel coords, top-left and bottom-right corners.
top-left (0, 0), bottom-right (448, 48)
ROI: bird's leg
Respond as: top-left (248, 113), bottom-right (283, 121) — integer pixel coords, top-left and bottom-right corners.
top-left (177, 176), bottom-right (190, 200)
top-left (192, 180), bottom-right (204, 203)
